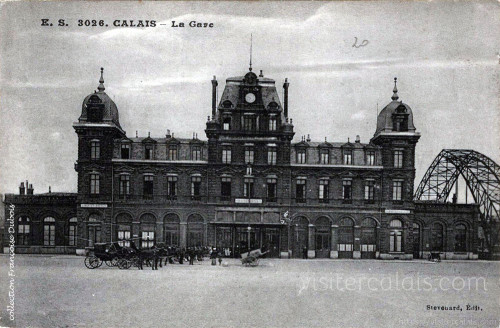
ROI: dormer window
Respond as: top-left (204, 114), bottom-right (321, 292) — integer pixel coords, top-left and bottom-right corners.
top-left (222, 100), bottom-right (232, 109)
top-left (393, 105), bottom-right (409, 132)
top-left (192, 146), bottom-right (201, 161)
top-left (343, 149), bottom-right (352, 165)
top-left (121, 144), bottom-right (130, 159)
top-left (145, 145), bottom-right (154, 160)
top-left (269, 117), bottom-right (277, 131)
top-left (320, 149), bottom-right (329, 164)
top-left (366, 151), bottom-right (375, 166)
top-left (168, 145), bottom-right (177, 160)
top-left (297, 149), bottom-right (306, 164)
top-left (223, 117), bottom-right (231, 131)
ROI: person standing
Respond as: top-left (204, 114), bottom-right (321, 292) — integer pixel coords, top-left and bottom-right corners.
top-left (218, 249), bottom-right (223, 266)
top-left (211, 248), bottom-right (217, 265)
top-left (302, 246), bottom-right (308, 259)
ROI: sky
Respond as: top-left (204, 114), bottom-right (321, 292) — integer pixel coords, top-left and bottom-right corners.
top-left (0, 1), bottom-right (499, 195)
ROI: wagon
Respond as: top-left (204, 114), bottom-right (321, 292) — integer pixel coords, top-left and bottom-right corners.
top-left (241, 248), bottom-right (268, 267)
top-left (84, 242), bottom-right (135, 269)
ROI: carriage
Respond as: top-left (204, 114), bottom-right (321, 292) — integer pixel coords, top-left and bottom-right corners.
top-left (241, 248), bottom-right (268, 266)
top-left (84, 242), bottom-right (139, 269)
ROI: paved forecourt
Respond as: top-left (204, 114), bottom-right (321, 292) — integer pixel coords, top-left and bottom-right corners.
top-left (0, 256), bottom-right (499, 328)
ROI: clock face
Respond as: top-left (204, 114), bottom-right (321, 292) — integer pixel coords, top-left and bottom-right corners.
top-left (245, 93), bottom-right (256, 103)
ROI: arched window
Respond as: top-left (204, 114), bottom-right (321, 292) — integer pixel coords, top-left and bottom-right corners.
top-left (87, 214), bottom-right (102, 247)
top-left (164, 214), bottom-right (180, 247)
top-left (338, 218), bottom-right (354, 258)
top-left (17, 216), bottom-right (30, 246)
top-left (140, 213), bottom-right (156, 248)
top-left (68, 217), bottom-right (78, 246)
top-left (454, 224), bottom-right (467, 252)
top-left (432, 222), bottom-right (445, 252)
top-left (116, 213), bottom-right (132, 247)
top-left (361, 218), bottom-right (377, 256)
top-left (291, 216), bottom-right (309, 258)
top-left (389, 219), bottom-right (403, 252)
top-left (43, 217), bottom-right (56, 246)
top-left (187, 214), bottom-right (204, 247)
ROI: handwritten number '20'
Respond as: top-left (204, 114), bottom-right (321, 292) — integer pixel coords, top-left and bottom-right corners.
top-left (353, 37), bottom-right (369, 48)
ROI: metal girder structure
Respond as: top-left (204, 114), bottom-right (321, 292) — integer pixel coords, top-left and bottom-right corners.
top-left (415, 149), bottom-right (500, 226)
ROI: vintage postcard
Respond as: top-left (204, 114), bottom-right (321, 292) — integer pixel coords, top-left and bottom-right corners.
top-left (0, 1), bottom-right (499, 327)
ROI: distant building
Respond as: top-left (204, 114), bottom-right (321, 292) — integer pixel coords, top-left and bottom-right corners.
top-left (3, 67), bottom-right (479, 259)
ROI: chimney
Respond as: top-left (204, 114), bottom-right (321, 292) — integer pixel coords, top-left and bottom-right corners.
top-left (19, 182), bottom-right (25, 195)
top-left (283, 78), bottom-right (289, 118)
top-left (355, 135), bottom-right (361, 143)
top-left (306, 134), bottom-right (311, 142)
top-left (27, 183), bottom-right (34, 195)
top-left (166, 129), bottom-right (171, 138)
top-left (211, 76), bottom-right (218, 118)
top-left (259, 70), bottom-right (263, 77)
top-left (49, 186), bottom-right (51, 194)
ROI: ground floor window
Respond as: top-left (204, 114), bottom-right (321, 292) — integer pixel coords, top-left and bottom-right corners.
top-left (141, 231), bottom-right (155, 248)
top-left (68, 217), bottom-right (78, 246)
top-left (454, 224), bottom-right (467, 252)
top-left (118, 229), bottom-right (131, 247)
top-left (17, 216), bottom-right (30, 246)
top-left (389, 219), bottom-right (403, 252)
top-left (88, 225), bottom-right (101, 247)
top-left (432, 222), bottom-right (444, 251)
top-left (44, 217), bottom-right (56, 246)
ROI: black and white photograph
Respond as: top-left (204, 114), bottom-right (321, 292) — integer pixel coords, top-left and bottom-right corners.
top-left (0, 1), bottom-right (499, 327)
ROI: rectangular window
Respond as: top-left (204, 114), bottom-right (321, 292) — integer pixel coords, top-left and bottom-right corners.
top-left (192, 147), bottom-right (201, 161)
top-left (90, 174), bottom-right (100, 194)
top-left (364, 180), bottom-right (375, 201)
top-left (245, 148), bottom-right (254, 164)
top-left (297, 150), bottom-right (306, 164)
top-left (267, 178), bottom-right (277, 202)
top-left (319, 179), bottom-right (329, 202)
top-left (143, 175), bottom-right (154, 199)
top-left (269, 117), bottom-right (277, 131)
top-left (44, 224), bottom-right (55, 246)
top-left (191, 176), bottom-right (201, 200)
top-left (366, 151), bottom-right (375, 166)
top-left (392, 180), bottom-right (403, 201)
top-left (69, 225), bottom-right (77, 246)
top-left (343, 150), bottom-right (352, 165)
top-left (244, 178), bottom-right (254, 198)
top-left (120, 144), bottom-right (130, 159)
top-left (320, 151), bottom-right (329, 164)
top-left (268, 148), bottom-right (277, 165)
top-left (145, 145), bottom-right (153, 160)
top-left (223, 117), bottom-right (231, 131)
top-left (394, 150), bottom-right (404, 168)
top-left (118, 230), bottom-right (131, 247)
top-left (221, 177), bottom-right (231, 200)
top-left (296, 179), bottom-right (306, 203)
top-left (168, 146), bottom-right (177, 160)
top-left (342, 180), bottom-right (352, 200)
top-left (119, 175), bottom-right (130, 198)
top-left (222, 147), bottom-right (232, 164)
top-left (390, 230), bottom-right (402, 252)
top-left (141, 231), bottom-right (155, 248)
top-left (243, 116), bottom-right (256, 131)
top-left (167, 176), bottom-right (178, 199)
top-left (91, 141), bottom-right (100, 160)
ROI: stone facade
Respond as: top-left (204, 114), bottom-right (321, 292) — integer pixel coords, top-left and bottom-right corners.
top-left (2, 68), bottom-right (480, 259)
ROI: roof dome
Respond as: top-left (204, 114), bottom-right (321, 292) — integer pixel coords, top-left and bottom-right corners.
top-left (374, 78), bottom-right (416, 136)
top-left (78, 68), bottom-right (121, 128)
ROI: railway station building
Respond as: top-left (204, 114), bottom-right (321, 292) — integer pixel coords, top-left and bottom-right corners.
top-left (3, 66), bottom-right (481, 260)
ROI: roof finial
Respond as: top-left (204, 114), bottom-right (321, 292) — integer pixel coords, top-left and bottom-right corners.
top-left (391, 77), bottom-right (399, 101)
top-left (249, 34), bottom-right (253, 71)
top-left (98, 67), bottom-right (105, 92)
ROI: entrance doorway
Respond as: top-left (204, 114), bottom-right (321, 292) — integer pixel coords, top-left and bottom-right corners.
top-left (315, 217), bottom-right (331, 258)
top-left (262, 228), bottom-right (280, 257)
top-left (360, 218), bottom-right (377, 259)
top-left (412, 222), bottom-right (421, 259)
top-left (338, 218), bottom-right (354, 259)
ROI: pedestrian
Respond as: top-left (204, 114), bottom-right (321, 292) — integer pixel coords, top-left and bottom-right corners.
top-left (211, 247), bottom-right (217, 265)
top-left (302, 246), bottom-right (308, 259)
top-left (189, 247), bottom-right (195, 265)
top-left (218, 249), bottom-right (223, 265)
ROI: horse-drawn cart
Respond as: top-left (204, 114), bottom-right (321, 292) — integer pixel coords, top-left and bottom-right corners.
top-left (84, 242), bottom-right (138, 269)
top-left (241, 248), bottom-right (268, 266)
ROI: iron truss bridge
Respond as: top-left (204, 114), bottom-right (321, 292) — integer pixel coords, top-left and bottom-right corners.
top-left (415, 149), bottom-right (500, 254)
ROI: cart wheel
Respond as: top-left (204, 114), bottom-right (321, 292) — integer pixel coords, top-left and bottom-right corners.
top-left (85, 255), bottom-right (101, 269)
top-left (110, 257), bottom-right (119, 267)
top-left (105, 260), bottom-right (114, 267)
top-left (117, 259), bottom-right (130, 270)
